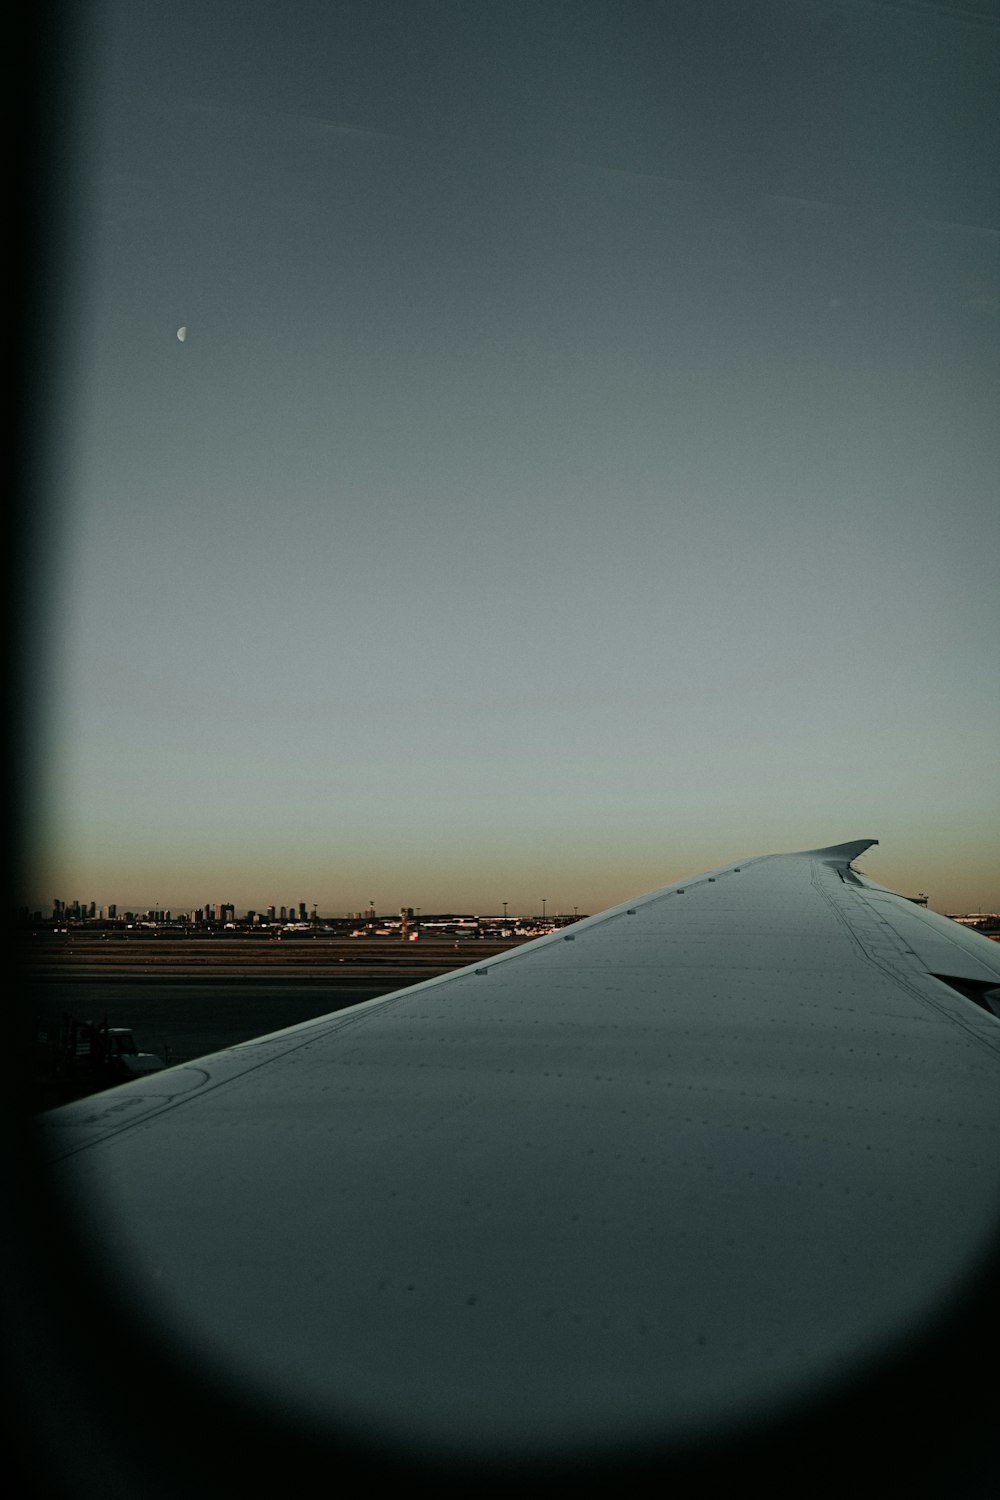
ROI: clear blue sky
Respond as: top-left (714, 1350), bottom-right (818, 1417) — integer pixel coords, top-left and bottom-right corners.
top-left (26, 0), bottom-right (999, 916)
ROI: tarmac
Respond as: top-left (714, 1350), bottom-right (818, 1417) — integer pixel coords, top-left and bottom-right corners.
top-left (21, 935), bottom-right (525, 1088)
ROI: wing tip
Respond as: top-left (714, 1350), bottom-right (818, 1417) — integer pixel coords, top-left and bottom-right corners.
top-left (796, 838), bottom-right (879, 864)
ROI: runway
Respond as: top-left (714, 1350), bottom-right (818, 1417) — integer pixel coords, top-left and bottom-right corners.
top-left (22, 935), bottom-right (526, 1089)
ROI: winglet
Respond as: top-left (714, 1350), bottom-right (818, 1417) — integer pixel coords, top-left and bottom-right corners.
top-left (796, 839), bottom-right (879, 866)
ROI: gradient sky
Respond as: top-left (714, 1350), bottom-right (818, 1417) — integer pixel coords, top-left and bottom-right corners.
top-left (26, 0), bottom-right (999, 916)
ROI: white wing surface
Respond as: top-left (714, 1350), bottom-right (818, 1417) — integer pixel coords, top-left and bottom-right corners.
top-left (37, 841), bottom-right (1000, 1468)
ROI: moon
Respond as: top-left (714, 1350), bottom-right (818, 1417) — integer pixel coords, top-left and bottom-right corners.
top-left (176, 326), bottom-right (187, 342)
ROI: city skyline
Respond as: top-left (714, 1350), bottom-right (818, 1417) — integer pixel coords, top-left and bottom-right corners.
top-left (30, 897), bottom-right (586, 925)
top-left (24, 836), bottom-right (998, 922)
top-left (22, 2), bottom-right (1000, 921)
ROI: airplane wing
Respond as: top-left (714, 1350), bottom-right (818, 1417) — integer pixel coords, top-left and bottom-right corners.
top-left (30, 841), bottom-right (1000, 1485)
